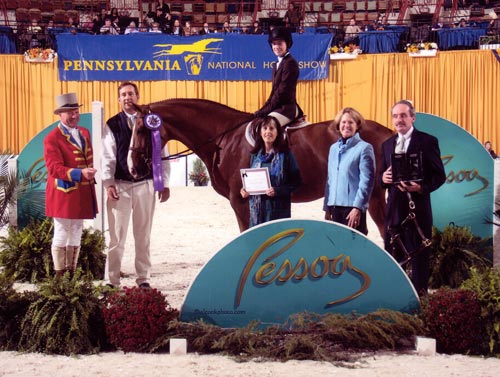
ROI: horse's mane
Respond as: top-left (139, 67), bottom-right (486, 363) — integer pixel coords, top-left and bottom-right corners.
top-left (149, 98), bottom-right (250, 119)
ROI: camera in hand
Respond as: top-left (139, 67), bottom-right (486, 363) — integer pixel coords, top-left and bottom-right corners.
top-left (391, 151), bottom-right (423, 184)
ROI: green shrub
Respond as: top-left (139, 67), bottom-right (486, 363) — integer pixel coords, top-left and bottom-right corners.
top-left (0, 275), bottom-right (40, 350)
top-left (102, 287), bottom-right (179, 352)
top-left (0, 218), bottom-right (106, 282)
top-left (420, 287), bottom-right (484, 354)
top-left (461, 267), bottom-right (500, 354)
top-left (18, 270), bottom-right (106, 355)
top-left (429, 225), bottom-right (492, 289)
top-left (79, 226), bottom-right (107, 280)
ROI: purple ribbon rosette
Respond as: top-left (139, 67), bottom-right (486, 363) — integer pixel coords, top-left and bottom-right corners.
top-left (144, 113), bottom-right (164, 192)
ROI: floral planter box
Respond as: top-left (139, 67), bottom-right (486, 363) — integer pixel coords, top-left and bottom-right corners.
top-left (330, 53), bottom-right (359, 60)
top-left (24, 49), bottom-right (56, 63)
top-left (25, 56), bottom-right (56, 63)
top-left (479, 43), bottom-right (500, 50)
top-left (408, 49), bottom-right (438, 58)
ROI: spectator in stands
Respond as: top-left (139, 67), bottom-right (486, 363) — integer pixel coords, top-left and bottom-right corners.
top-left (80, 15), bottom-right (94, 32)
top-left (125, 21), bottom-right (140, 34)
top-left (344, 18), bottom-right (361, 47)
top-left (199, 22), bottom-right (212, 35)
top-left (44, 20), bottom-right (55, 48)
top-left (241, 24), bottom-right (251, 34)
top-left (284, 2), bottom-right (301, 32)
top-left (469, 2), bottom-right (485, 19)
top-left (100, 8), bottom-right (108, 21)
top-left (487, 11), bottom-right (500, 35)
top-left (377, 15), bottom-right (389, 30)
top-left (171, 19), bottom-right (184, 35)
top-left (26, 18), bottom-right (44, 48)
top-left (221, 21), bottom-right (232, 34)
top-left (66, 16), bottom-right (78, 29)
top-left (110, 8), bottom-right (119, 19)
top-left (458, 18), bottom-right (468, 27)
top-left (153, 7), bottom-right (170, 31)
top-left (117, 10), bottom-right (132, 32)
top-left (100, 17), bottom-right (119, 35)
top-left (111, 15), bottom-right (121, 32)
top-left (149, 22), bottom-right (162, 33)
top-left (155, 0), bottom-right (170, 14)
top-left (296, 20), bottom-right (306, 34)
top-left (366, 19), bottom-right (378, 31)
top-left (92, 14), bottom-right (103, 34)
top-left (432, 16), bottom-right (447, 30)
top-left (251, 20), bottom-right (263, 34)
top-left (27, 18), bottom-right (42, 34)
top-left (184, 21), bottom-right (194, 36)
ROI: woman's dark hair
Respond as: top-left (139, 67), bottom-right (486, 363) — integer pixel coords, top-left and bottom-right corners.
top-left (251, 117), bottom-right (289, 154)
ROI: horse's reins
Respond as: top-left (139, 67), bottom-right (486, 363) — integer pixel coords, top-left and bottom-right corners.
top-left (129, 122), bottom-right (152, 167)
top-left (388, 191), bottom-right (432, 266)
top-left (159, 116), bottom-right (255, 161)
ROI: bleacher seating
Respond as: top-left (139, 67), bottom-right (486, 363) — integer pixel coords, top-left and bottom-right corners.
top-left (301, 0), bottom-right (390, 27)
top-left (2, 0), bottom-right (497, 54)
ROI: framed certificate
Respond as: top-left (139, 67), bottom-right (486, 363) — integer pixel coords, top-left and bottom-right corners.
top-left (240, 168), bottom-right (271, 195)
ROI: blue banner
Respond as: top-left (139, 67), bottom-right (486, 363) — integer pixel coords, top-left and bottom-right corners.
top-left (57, 33), bottom-right (332, 82)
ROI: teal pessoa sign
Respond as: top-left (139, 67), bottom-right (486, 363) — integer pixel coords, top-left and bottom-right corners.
top-left (16, 114), bottom-right (92, 228)
top-left (180, 219), bottom-right (420, 328)
top-left (416, 113), bottom-right (493, 239)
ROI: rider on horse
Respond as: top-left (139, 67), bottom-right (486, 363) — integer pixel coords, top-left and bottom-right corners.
top-left (253, 27), bottom-right (304, 129)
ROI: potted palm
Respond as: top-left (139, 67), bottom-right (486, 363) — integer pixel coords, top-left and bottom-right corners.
top-left (188, 158), bottom-right (209, 186)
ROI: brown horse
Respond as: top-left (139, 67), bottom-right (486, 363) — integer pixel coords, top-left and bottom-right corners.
top-left (129, 99), bottom-right (392, 235)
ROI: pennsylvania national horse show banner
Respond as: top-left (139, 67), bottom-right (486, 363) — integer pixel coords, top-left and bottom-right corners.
top-left (57, 33), bottom-right (333, 82)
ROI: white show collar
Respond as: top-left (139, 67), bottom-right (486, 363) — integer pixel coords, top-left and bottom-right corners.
top-left (61, 122), bottom-right (82, 147)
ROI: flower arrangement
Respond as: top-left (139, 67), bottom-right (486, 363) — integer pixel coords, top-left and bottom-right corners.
top-left (406, 42), bottom-right (438, 57)
top-left (329, 45), bottom-right (362, 60)
top-left (24, 48), bottom-right (56, 63)
top-left (189, 157), bottom-right (210, 186)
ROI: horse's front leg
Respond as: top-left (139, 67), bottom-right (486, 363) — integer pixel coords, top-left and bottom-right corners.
top-left (228, 188), bottom-right (250, 232)
top-left (368, 184), bottom-right (386, 238)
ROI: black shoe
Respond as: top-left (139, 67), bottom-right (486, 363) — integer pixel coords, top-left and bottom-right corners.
top-left (138, 282), bottom-right (151, 289)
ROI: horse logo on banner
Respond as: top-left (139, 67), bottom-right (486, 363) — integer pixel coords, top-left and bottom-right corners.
top-left (153, 38), bottom-right (223, 57)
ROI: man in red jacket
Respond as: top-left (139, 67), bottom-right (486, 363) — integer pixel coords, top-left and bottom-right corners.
top-left (44, 92), bottom-right (98, 277)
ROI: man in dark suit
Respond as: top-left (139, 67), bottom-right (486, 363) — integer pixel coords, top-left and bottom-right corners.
top-left (254, 27), bottom-right (303, 127)
top-left (380, 100), bottom-right (446, 296)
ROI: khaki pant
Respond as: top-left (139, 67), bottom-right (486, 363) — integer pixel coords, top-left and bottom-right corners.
top-left (105, 180), bottom-right (156, 286)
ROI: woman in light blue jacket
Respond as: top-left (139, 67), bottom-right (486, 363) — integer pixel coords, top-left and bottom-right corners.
top-left (324, 107), bottom-right (375, 234)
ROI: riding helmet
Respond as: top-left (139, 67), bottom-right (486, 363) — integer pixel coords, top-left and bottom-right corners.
top-left (268, 27), bottom-right (293, 49)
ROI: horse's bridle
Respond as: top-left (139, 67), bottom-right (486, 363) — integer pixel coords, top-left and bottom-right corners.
top-left (129, 104), bottom-right (255, 162)
top-left (128, 116), bottom-right (153, 178)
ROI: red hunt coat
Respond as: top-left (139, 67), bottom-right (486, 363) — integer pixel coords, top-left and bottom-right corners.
top-left (44, 124), bottom-right (98, 219)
